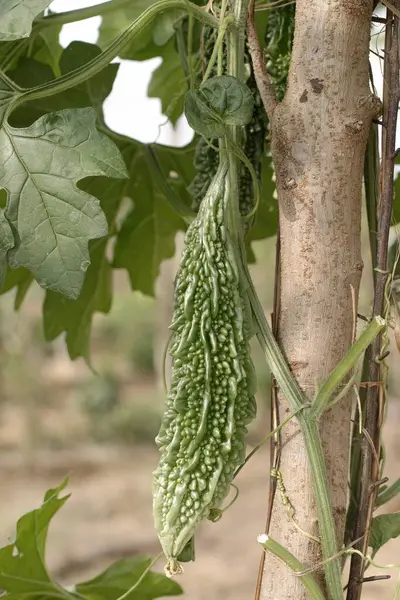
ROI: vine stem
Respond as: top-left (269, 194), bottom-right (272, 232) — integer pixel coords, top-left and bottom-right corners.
top-left (346, 8), bottom-right (400, 600)
top-left (257, 534), bottom-right (326, 600)
top-left (35, 0), bottom-right (136, 29)
top-left (246, 0), bottom-right (277, 120)
top-left (310, 316), bottom-right (385, 418)
top-left (5, 0), bottom-right (219, 110)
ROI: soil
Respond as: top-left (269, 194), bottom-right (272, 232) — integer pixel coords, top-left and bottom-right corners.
top-left (0, 401), bottom-right (399, 600)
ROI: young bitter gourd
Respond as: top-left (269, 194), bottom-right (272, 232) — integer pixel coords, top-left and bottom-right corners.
top-left (153, 161), bottom-right (257, 575)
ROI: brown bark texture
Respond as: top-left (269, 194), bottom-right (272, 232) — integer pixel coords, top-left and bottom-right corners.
top-left (258, 1), bottom-right (381, 598)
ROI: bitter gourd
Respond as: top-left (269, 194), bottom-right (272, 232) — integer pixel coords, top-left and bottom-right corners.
top-left (153, 161), bottom-right (257, 575)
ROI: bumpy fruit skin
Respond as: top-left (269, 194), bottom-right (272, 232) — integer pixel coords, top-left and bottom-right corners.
top-left (153, 165), bottom-right (257, 573)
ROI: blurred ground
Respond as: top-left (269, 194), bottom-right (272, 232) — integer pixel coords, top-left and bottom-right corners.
top-left (0, 403), bottom-right (398, 600)
top-left (0, 237), bottom-right (398, 600)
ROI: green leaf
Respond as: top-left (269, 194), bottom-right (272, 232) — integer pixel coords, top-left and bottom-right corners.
top-left (0, 21), bottom-right (62, 74)
top-left (59, 42), bottom-right (119, 119)
top-left (98, 0), bottom-right (160, 61)
top-left (8, 42), bottom-right (119, 126)
top-left (153, 9), bottom-right (185, 46)
top-left (1, 266), bottom-right (33, 308)
top-left (0, 107), bottom-right (126, 299)
top-left (0, 478), bottom-right (72, 597)
top-left (43, 238), bottom-right (112, 362)
top-left (76, 556), bottom-right (183, 600)
top-left (148, 40), bottom-right (190, 126)
top-left (0, 0), bottom-right (52, 41)
top-left (42, 164), bottom-right (127, 361)
top-left (369, 513), bottom-right (400, 557)
top-left (111, 133), bottom-right (195, 296)
top-left (0, 477), bottom-right (180, 600)
top-left (113, 150), bottom-right (185, 295)
top-left (185, 76), bottom-right (254, 138)
top-left (376, 478), bottom-right (400, 507)
top-left (43, 132), bottom-right (195, 359)
top-left (34, 26), bottom-right (63, 75)
top-left (97, 0), bottom-right (203, 61)
top-left (0, 208), bottom-right (14, 289)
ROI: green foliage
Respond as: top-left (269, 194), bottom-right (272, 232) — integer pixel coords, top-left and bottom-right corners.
top-left (97, 0), bottom-right (161, 61)
top-left (376, 478), bottom-right (400, 507)
top-left (1, 37), bottom-right (194, 359)
top-left (0, 478), bottom-right (182, 599)
top-left (0, 208), bottom-right (13, 288)
top-left (8, 41), bottom-right (118, 126)
top-left (0, 479), bottom-right (70, 597)
top-left (0, 38), bottom-right (126, 301)
top-left (98, 0), bottom-right (197, 125)
top-left (0, 0), bottom-right (51, 41)
top-left (148, 39), bottom-right (193, 126)
top-left (111, 139), bottom-right (189, 296)
top-left (185, 75), bottom-right (254, 138)
top-left (76, 556), bottom-right (182, 600)
top-left (0, 2), bottom-right (278, 363)
top-left (264, 1), bottom-right (295, 102)
top-left (369, 513), bottom-right (400, 557)
top-left (1, 107), bottom-right (125, 298)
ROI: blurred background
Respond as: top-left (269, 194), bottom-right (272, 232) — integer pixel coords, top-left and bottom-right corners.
top-left (0, 2), bottom-right (399, 599)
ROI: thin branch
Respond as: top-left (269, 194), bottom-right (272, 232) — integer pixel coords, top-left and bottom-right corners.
top-left (255, 1), bottom-right (295, 10)
top-left (35, 0), bottom-right (133, 29)
top-left (246, 0), bottom-right (278, 120)
top-left (346, 9), bottom-right (400, 600)
top-left (254, 222), bottom-right (281, 600)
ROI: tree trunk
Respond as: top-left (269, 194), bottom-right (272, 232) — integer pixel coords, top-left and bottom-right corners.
top-left (258, 1), bottom-right (380, 598)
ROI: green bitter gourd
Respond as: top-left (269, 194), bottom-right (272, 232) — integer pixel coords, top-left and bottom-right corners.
top-left (153, 161), bottom-right (257, 575)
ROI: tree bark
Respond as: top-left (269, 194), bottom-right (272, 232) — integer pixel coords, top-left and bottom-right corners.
top-left (258, 1), bottom-right (381, 598)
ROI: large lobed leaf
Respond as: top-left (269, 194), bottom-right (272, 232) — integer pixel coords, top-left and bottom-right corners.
top-left (0, 478), bottom-right (182, 600)
top-left (370, 513), bottom-right (400, 557)
top-left (112, 139), bottom-right (191, 296)
top-left (76, 557), bottom-right (182, 600)
top-left (0, 40), bottom-right (126, 300)
top-left (0, 478), bottom-right (70, 598)
top-left (0, 106), bottom-right (126, 299)
top-left (1, 41), bottom-right (194, 360)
